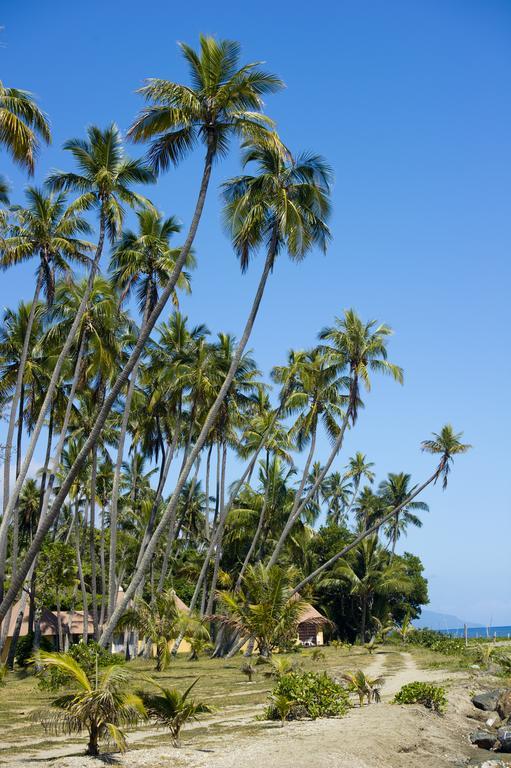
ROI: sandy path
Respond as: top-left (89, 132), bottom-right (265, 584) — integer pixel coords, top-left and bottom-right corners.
top-left (5, 650), bottom-right (479, 768)
top-left (363, 649), bottom-right (461, 697)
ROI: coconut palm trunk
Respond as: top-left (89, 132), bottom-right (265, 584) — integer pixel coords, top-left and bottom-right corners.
top-left (108, 290), bottom-right (151, 619)
top-left (289, 464), bottom-right (443, 597)
top-left (0, 142), bottom-right (215, 627)
top-left (2, 269), bottom-right (44, 517)
top-left (89, 446), bottom-right (99, 638)
top-left (99, 239), bottom-right (276, 648)
top-left (267, 421), bottom-right (318, 567)
top-left (74, 502), bottom-right (89, 644)
top-left (0, 213), bottom-right (106, 604)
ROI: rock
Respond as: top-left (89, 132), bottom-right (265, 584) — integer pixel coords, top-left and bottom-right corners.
top-left (497, 727), bottom-right (511, 752)
top-left (472, 691), bottom-right (503, 712)
top-left (467, 761), bottom-right (507, 767)
top-left (496, 690), bottom-right (511, 720)
top-left (470, 730), bottom-right (499, 750)
top-left (486, 712), bottom-right (501, 728)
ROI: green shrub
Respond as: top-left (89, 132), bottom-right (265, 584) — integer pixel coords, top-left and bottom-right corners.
top-left (15, 633), bottom-right (52, 667)
top-left (407, 629), bottom-right (465, 656)
top-left (38, 640), bottom-right (124, 690)
top-left (393, 681), bottom-right (447, 713)
top-left (265, 671), bottom-right (350, 721)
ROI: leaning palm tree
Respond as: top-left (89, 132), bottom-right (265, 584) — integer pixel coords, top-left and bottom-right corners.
top-left (0, 127), bottom-right (154, 617)
top-left (35, 651), bottom-right (145, 756)
top-left (268, 309), bottom-right (402, 566)
top-left (107, 208), bottom-right (193, 618)
top-left (99, 139), bottom-right (332, 648)
top-left (0, 81), bottom-right (50, 173)
top-left (289, 426), bottom-right (471, 596)
top-left (0, 39), bottom-right (284, 630)
top-left (0, 187), bottom-right (92, 529)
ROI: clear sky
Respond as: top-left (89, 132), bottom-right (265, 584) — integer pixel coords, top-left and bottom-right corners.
top-left (1, 0), bottom-right (510, 624)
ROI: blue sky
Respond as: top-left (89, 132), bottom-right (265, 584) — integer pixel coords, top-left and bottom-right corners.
top-left (1, 0), bottom-right (510, 624)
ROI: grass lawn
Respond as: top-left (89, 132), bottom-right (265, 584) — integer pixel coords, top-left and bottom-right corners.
top-left (0, 644), bottom-right (377, 761)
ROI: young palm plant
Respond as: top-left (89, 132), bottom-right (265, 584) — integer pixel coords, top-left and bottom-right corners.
top-left (36, 651), bottom-right (145, 756)
top-left (140, 678), bottom-right (212, 747)
top-left (342, 669), bottom-right (384, 706)
top-left (118, 589), bottom-right (180, 671)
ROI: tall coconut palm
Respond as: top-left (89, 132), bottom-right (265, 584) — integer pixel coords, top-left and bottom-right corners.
top-left (0, 188), bottom-right (92, 532)
top-left (0, 128), bottom-right (153, 608)
top-left (271, 310), bottom-right (403, 566)
top-left (107, 210), bottom-right (193, 618)
top-left (0, 39), bottom-right (284, 629)
top-left (322, 471), bottom-right (352, 526)
top-left (290, 426), bottom-right (471, 596)
top-left (134, 140), bottom-right (333, 653)
top-left (344, 452), bottom-right (375, 516)
top-left (0, 81), bottom-right (50, 173)
top-left (379, 472), bottom-right (428, 554)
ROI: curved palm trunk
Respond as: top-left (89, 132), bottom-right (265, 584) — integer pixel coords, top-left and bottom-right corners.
top-left (89, 446), bottom-right (99, 638)
top-left (99, 241), bottom-right (276, 649)
top-left (236, 450), bottom-right (271, 589)
top-left (108, 293), bottom-right (151, 619)
top-left (0, 216), bottom-right (106, 605)
top-left (267, 422), bottom-right (318, 567)
top-left (0, 143), bottom-right (215, 627)
top-left (74, 502), bottom-right (88, 643)
top-left (289, 465), bottom-right (442, 597)
top-left (2, 268), bottom-right (44, 517)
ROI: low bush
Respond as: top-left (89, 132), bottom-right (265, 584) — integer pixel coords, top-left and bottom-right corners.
top-left (407, 629), bottom-right (465, 656)
top-left (393, 681), bottom-right (447, 713)
top-left (37, 640), bottom-right (124, 690)
top-left (265, 670), bottom-right (350, 721)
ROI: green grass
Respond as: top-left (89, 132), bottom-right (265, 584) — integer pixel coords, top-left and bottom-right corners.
top-left (0, 645), bottom-right (372, 760)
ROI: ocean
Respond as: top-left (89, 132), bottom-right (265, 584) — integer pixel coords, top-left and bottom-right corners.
top-left (439, 625), bottom-right (511, 639)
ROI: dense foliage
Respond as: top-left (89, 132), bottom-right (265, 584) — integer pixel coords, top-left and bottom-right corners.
top-left (265, 670), bottom-right (350, 720)
top-left (393, 681), bottom-right (447, 713)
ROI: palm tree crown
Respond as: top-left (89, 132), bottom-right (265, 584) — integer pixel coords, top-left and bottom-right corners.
top-left (128, 35), bottom-right (284, 171)
top-left (0, 81), bottom-right (50, 173)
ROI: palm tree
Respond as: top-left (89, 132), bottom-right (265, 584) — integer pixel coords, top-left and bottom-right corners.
top-left (99, 140), bottom-right (332, 647)
top-left (421, 424), bottom-right (472, 488)
top-left (290, 425), bottom-right (471, 596)
top-left (36, 651), bottom-right (145, 756)
top-left (118, 589), bottom-right (181, 671)
top-left (272, 310), bottom-right (403, 564)
top-left (344, 452), bottom-right (375, 516)
top-left (215, 562), bottom-right (306, 657)
top-left (0, 188), bottom-right (92, 537)
top-left (0, 81), bottom-right (50, 173)
top-left (140, 679), bottom-right (212, 747)
top-left (107, 208), bottom-right (193, 619)
top-left (322, 471), bottom-right (352, 526)
top-left (379, 472), bottom-right (428, 554)
top-left (341, 669), bottom-right (385, 706)
top-left (0, 128), bottom-right (153, 603)
top-left (336, 536), bottom-right (412, 643)
top-left (0, 40), bottom-right (284, 630)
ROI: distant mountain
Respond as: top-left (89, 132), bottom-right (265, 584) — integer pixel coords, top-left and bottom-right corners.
top-left (414, 609), bottom-right (483, 630)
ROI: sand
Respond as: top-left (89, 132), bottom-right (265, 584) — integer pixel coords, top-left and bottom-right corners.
top-left (4, 650), bottom-right (506, 768)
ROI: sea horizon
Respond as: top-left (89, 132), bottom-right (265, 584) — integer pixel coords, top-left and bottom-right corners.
top-left (439, 625), bottom-right (511, 639)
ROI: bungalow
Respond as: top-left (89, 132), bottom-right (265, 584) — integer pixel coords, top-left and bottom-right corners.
top-left (1, 600), bottom-right (95, 662)
top-left (297, 601), bottom-right (330, 647)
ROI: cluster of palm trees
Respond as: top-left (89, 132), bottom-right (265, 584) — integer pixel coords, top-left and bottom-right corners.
top-left (0, 35), bottom-right (470, 662)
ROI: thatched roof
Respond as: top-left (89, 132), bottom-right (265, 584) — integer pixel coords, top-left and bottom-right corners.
top-left (291, 593), bottom-right (330, 626)
top-left (5, 601), bottom-right (95, 638)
